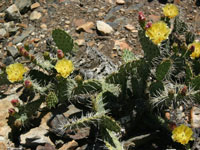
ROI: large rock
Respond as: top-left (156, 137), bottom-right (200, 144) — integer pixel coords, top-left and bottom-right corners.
top-left (7, 46), bottom-right (18, 58)
top-left (76, 22), bottom-right (94, 33)
top-left (0, 99), bottom-right (12, 142)
top-left (14, 0), bottom-right (32, 13)
top-left (4, 21), bottom-right (19, 33)
top-left (48, 105), bottom-right (90, 140)
top-left (96, 21), bottom-right (114, 35)
top-left (59, 140), bottom-right (78, 150)
top-left (0, 142), bottom-right (7, 150)
top-left (5, 4), bottom-right (21, 22)
top-left (13, 25), bottom-right (35, 44)
top-left (20, 113), bottom-right (52, 146)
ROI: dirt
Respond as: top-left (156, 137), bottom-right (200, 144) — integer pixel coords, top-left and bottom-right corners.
top-left (1, 0), bottom-right (200, 65)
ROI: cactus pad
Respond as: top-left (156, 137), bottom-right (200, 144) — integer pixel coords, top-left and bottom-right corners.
top-left (52, 29), bottom-right (74, 53)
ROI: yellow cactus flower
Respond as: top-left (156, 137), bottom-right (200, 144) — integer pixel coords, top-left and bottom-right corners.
top-left (145, 21), bottom-right (171, 45)
top-left (6, 63), bottom-right (27, 83)
top-left (163, 4), bottom-right (179, 19)
top-left (55, 58), bottom-right (74, 78)
top-left (172, 124), bottom-right (193, 145)
top-left (188, 41), bottom-right (200, 59)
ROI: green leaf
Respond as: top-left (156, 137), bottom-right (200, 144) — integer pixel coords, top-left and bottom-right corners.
top-left (52, 29), bottom-right (74, 53)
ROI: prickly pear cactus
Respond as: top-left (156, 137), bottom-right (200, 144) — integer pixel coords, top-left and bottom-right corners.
top-left (46, 91), bottom-right (58, 109)
top-left (52, 28), bottom-right (74, 53)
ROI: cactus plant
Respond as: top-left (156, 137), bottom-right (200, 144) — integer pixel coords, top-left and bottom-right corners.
top-left (52, 28), bottom-right (74, 54)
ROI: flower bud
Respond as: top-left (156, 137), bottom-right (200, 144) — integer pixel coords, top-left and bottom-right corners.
top-left (18, 47), bottom-right (26, 55)
top-left (24, 42), bottom-right (30, 51)
top-left (24, 80), bottom-right (32, 89)
top-left (11, 99), bottom-right (20, 107)
top-left (43, 52), bottom-right (50, 60)
top-left (168, 90), bottom-right (174, 99)
top-left (168, 122), bottom-right (177, 131)
top-left (8, 108), bottom-right (16, 116)
top-left (145, 22), bottom-right (152, 29)
top-left (165, 112), bottom-right (170, 120)
top-left (56, 74), bottom-right (62, 80)
top-left (180, 85), bottom-right (187, 96)
top-left (75, 75), bottom-right (83, 83)
top-left (14, 119), bottom-right (22, 128)
top-left (23, 50), bottom-right (29, 58)
top-left (138, 11), bottom-right (145, 22)
top-left (29, 54), bottom-right (35, 62)
top-left (57, 49), bottom-right (64, 59)
top-left (190, 45), bottom-right (195, 52)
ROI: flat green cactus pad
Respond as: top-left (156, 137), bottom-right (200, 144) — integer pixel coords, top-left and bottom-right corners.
top-left (52, 29), bottom-right (74, 53)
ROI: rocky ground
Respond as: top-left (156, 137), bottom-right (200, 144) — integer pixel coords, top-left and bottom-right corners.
top-left (1, 0), bottom-right (200, 150)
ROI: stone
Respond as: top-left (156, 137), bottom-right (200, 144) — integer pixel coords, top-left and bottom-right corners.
top-left (105, 0), bottom-right (115, 4)
top-left (149, 15), bottom-right (160, 22)
top-left (4, 21), bottom-right (19, 33)
top-left (36, 143), bottom-right (56, 150)
top-left (191, 106), bottom-right (200, 128)
top-left (0, 99), bottom-right (12, 140)
top-left (15, 0), bottom-right (32, 12)
top-left (65, 20), bottom-right (70, 25)
top-left (59, 140), bottom-right (78, 150)
top-left (96, 21), bottom-right (114, 35)
top-left (76, 22), bottom-right (94, 33)
top-left (2, 56), bottom-right (14, 66)
top-left (0, 13), bottom-right (5, 18)
top-left (75, 39), bottom-right (85, 46)
top-left (30, 11), bottom-right (42, 20)
top-left (116, 0), bottom-right (125, 5)
top-left (5, 4), bottom-right (21, 22)
top-left (21, 113), bottom-right (52, 146)
top-left (124, 24), bottom-right (136, 32)
top-left (113, 39), bottom-right (132, 51)
top-left (13, 25), bottom-right (35, 44)
top-left (17, 23), bottom-right (28, 28)
top-left (0, 142), bottom-right (7, 150)
top-left (7, 46), bottom-right (18, 57)
top-left (40, 24), bottom-right (47, 29)
top-left (31, 2), bottom-right (41, 10)
top-left (48, 105), bottom-right (87, 138)
top-left (0, 28), bottom-right (6, 37)
top-left (73, 19), bottom-right (86, 27)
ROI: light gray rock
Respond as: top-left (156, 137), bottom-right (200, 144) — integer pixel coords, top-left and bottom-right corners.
top-left (14, 0), bottom-right (32, 12)
top-left (4, 21), bottom-right (19, 33)
top-left (5, 4), bottom-right (21, 22)
top-left (116, 0), bottom-right (125, 4)
top-left (20, 127), bottom-right (51, 146)
top-left (7, 46), bottom-right (18, 57)
top-left (29, 11), bottom-right (42, 20)
top-left (96, 20), bottom-right (114, 35)
top-left (0, 28), bottom-right (6, 37)
top-left (21, 112), bottom-right (52, 147)
top-left (13, 25), bottom-right (35, 44)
